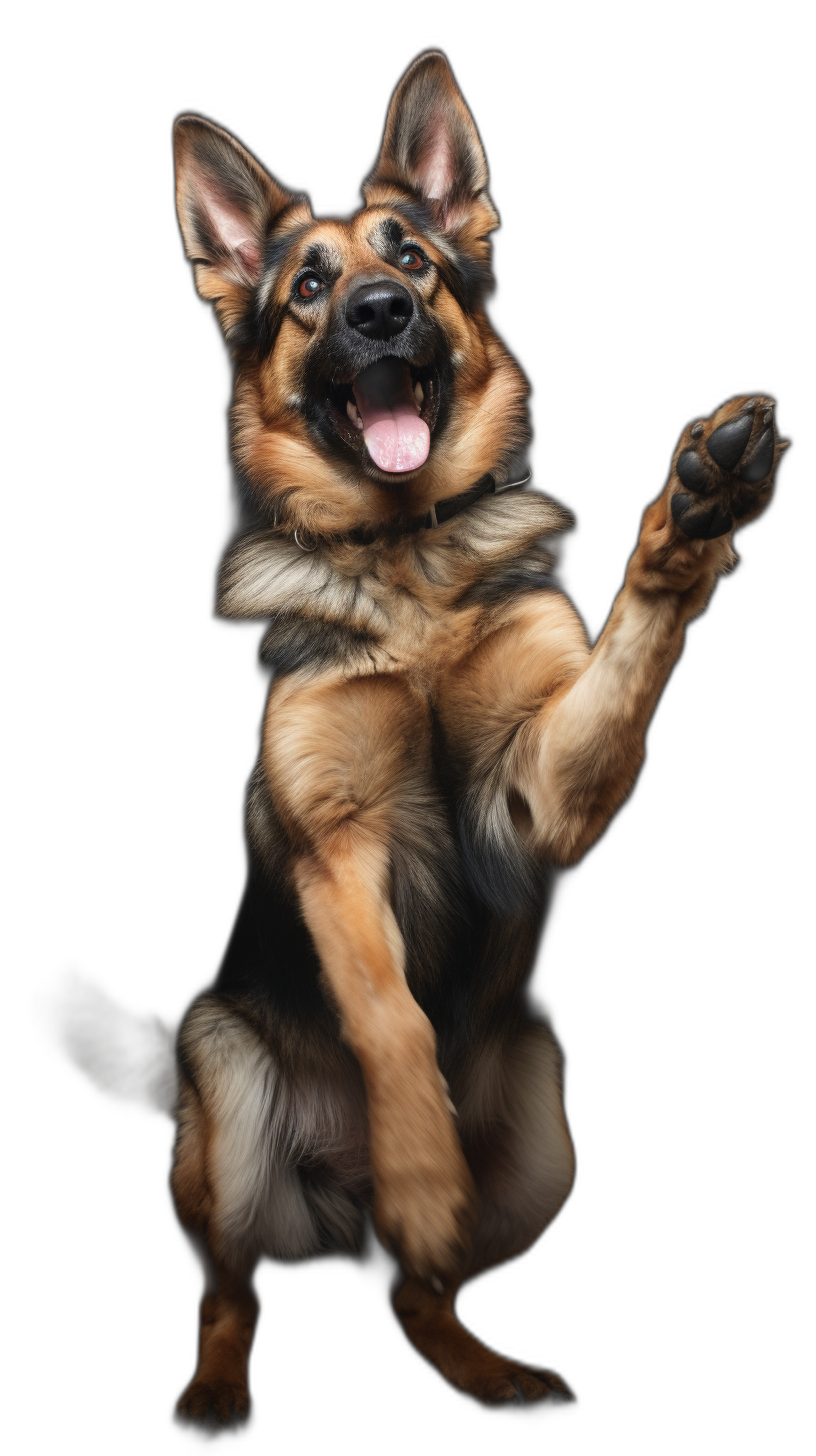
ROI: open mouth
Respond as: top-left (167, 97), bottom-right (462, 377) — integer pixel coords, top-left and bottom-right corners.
top-left (326, 358), bottom-right (441, 475)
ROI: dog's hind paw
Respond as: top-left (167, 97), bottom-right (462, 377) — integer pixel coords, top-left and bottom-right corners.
top-left (670, 395), bottom-right (789, 540)
top-left (175, 1376), bottom-right (250, 1427)
top-left (482, 1362), bottom-right (575, 1405)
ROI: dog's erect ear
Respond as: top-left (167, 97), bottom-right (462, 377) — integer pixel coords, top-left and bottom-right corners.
top-left (363, 52), bottom-right (498, 238)
top-left (174, 116), bottom-right (303, 335)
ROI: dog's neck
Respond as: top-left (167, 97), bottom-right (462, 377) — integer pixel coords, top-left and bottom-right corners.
top-left (298, 468), bottom-right (534, 550)
top-left (218, 487), bottom-right (573, 628)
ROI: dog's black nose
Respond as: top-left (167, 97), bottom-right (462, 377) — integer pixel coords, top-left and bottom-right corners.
top-left (345, 281), bottom-right (413, 340)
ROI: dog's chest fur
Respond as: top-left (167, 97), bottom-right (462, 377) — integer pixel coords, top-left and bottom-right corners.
top-left (204, 483), bottom-right (574, 1065)
top-left (218, 490), bottom-right (571, 688)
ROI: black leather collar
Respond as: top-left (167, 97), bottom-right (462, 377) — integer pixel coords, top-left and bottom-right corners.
top-left (421, 467), bottom-right (532, 529)
top-left (293, 468), bottom-right (532, 551)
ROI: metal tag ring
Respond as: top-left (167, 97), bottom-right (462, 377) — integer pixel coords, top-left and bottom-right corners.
top-left (294, 527), bottom-right (318, 553)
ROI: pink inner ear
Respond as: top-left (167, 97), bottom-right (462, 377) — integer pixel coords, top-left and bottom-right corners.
top-left (194, 168), bottom-right (262, 281)
top-left (417, 110), bottom-right (454, 201)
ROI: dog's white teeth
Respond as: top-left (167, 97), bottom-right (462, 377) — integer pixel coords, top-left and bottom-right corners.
top-left (346, 399), bottom-right (363, 430)
top-left (414, 381), bottom-right (424, 407)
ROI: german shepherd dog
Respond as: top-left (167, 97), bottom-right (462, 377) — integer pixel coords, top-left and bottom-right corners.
top-left (171, 51), bottom-right (786, 1421)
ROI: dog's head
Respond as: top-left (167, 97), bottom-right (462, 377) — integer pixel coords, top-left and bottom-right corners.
top-left (174, 52), bottom-right (529, 536)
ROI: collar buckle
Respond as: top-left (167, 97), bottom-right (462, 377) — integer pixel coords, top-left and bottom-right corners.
top-left (492, 467), bottom-right (532, 494)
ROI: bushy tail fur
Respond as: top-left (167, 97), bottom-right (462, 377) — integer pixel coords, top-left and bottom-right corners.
top-left (56, 974), bottom-right (177, 1114)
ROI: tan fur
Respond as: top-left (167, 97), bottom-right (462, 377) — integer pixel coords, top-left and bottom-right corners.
top-left (434, 402), bottom-right (769, 867)
top-left (262, 673), bottom-right (476, 1276)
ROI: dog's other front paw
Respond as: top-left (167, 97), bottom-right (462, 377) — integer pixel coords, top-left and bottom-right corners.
top-left (373, 1152), bottom-right (476, 1282)
top-left (670, 395), bottom-right (789, 539)
top-left (369, 1088), bottom-right (477, 1281)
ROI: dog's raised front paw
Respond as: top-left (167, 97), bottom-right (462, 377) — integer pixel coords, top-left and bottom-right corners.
top-left (670, 395), bottom-right (789, 540)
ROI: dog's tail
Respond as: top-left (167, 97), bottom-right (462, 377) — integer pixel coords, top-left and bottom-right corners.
top-left (55, 974), bottom-right (177, 1115)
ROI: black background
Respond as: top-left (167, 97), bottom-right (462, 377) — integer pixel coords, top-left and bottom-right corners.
top-left (41, 17), bottom-right (804, 1450)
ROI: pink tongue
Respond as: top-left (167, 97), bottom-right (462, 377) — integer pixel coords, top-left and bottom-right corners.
top-left (352, 359), bottom-right (430, 473)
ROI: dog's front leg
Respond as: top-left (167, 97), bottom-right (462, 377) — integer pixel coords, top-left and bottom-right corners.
top-left (264, 672), bottom-right (476, 1282)
top-left (514, 395), bottom-right (787, 865)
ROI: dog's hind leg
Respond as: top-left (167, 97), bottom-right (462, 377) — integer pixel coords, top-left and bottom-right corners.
top-left (393, 1021), bottom-right (576, 1404)
top-left (171, 997), bottom-right (328, 1425)
top-left (177, 1252), bottom-right (260, 1426)
top-left (461, 1020), bottom-right (575, 1277)
top-left (171, 1071), bottom-right (259, 1425)
top-left (392, 1279), bottom-right (574, 1405)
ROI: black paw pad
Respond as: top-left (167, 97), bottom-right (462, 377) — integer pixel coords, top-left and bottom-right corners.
top-left (669, 397), bottom-right (785, 539)
top-left (671, 492), bottom-right (734, 540)
top-left (738, 426), bottom-right (775, 483)
top-left (706, 411), bottom-right (754, 470)
top-left (676, 448), bottom-right (714, 494)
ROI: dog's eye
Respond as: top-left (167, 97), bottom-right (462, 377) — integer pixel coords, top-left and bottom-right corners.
top-left (398, 249), bottom-right (423, 271)
top-left (298, 274), bottom-right (323, 298)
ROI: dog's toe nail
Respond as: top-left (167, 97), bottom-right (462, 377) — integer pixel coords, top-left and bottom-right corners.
top-left (706, 412), bottom-right (754, 470)
top-left (690, 421), bottom-right (704, 438)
